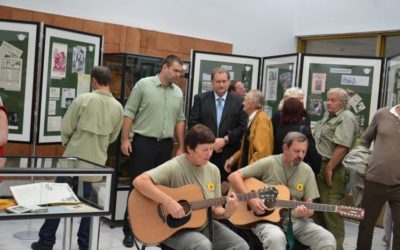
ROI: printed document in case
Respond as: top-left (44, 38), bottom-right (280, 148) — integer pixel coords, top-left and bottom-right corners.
top-left (9, 182), bottom-right (80, 207)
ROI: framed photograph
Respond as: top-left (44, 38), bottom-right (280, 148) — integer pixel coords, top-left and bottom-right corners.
top-left (261, 54), bottom-right (299, 117)
top-left (384, 53), bottom-right (400, 107)
top-left (300, 54), bottom-right (383, 133)
top-left (38, 25), bottom-right (102, 144)
top-left (0, 20), bottom-right (39, 142)
top-left (189, 50), bottom-right (261, 105)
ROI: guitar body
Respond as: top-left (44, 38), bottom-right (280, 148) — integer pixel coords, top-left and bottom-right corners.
top-left (229, 178), bottom-right (290, 227)
top-left (128, 184), bottom-right (207, 245)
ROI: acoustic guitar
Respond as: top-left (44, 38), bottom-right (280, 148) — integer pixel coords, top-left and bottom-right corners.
top-left (228, 177), bottom-right (365, 228)
top-left (128, 183), bottom-right (269, 245)
top-left (129, 178), bottom-right (364, 244)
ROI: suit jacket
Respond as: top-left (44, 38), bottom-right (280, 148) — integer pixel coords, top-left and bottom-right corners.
top-left (189, 91), bottom-right (247, 180)
top-left (231, 110), bottom-right (274, 168)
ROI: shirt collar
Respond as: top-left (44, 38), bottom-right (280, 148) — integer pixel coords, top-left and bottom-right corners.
top-left (93, 90), bottom-right (112, 97)
top-left (390, 105), bottom-right (400, 118)
top-left (156, 74), bottom-right (174, 88)
top-left (214, 92), bottom-right (227, 101)
top-left (248, 110), bottom-right (258, 127)
top-left (330, 108), bottom-right (345, 117)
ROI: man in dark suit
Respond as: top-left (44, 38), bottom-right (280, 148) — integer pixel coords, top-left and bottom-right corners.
top-left (189, 67), bottom-right (247, 185)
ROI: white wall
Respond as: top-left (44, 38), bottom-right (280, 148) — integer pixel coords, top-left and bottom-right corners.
top-left (1, 0), bottom-right (399, 57)
top-left (0, 0), bottom-right (296, 56)
top-left (294, 0), bottom-right (400, 36)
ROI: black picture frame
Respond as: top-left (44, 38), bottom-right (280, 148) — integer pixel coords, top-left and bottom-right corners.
top-left (0, 19), bottom-right (40, 143)
top-left (38, 25), bottom-right (103, 144)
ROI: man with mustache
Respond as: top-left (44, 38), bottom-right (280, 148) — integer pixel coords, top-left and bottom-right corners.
top-left (313, 88), bottom-right (357, 250)
top-left (229, 132), bottom-right (336, 250)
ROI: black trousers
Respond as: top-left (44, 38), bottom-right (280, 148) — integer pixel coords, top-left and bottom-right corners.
top-left (357, 179), bottom-right (400, 250)
top-left (122, 134), bottom-right (174, 236)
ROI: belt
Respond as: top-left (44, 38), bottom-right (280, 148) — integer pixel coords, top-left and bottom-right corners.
top-left (135, 133), bottom-right (172, 142)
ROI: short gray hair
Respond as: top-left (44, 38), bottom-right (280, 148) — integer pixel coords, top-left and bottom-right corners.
top-left (283, 131), bottom-right (308, 148)
top-left (211, 67), bottom-right (230, 81)
top-left (278, 87), bottom-right (304, 111)
top-left (327, 88), bottom-right (349, 108)
top-left (246, 90), bottom-right (264, 109)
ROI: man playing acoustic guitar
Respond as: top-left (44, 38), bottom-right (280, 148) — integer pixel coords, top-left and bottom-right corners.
top-left (228, 132), bottom-right (336, 250)
top-left (132, 124), bottom-right (249, 249)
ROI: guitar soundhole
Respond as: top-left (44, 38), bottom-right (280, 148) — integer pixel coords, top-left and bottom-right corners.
top-left (166, 200), bottom-right (192, 228)
top-left (246, 204), bottom-right (274, 217)
top-left (262, 186), bottom-right (278, 209)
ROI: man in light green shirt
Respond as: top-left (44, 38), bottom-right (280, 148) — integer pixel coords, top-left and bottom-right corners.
top-left (32, 66), bottom-right (123, 250)
top-left (313, 88), bottom-right (357, 250)
top-left (120, 55), bottom-right (186, 246)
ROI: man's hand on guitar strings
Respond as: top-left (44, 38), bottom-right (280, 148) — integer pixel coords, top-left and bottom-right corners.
top-left (294, 204), bottom-right (310, 218)
top-left (223, 192), bottom-right (239, 218)
top-left (165, 198), bottom-right (185, 219)
top-left (248, 198), bottom-right (267, 215)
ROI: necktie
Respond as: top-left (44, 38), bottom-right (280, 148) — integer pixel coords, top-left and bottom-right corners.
top-left (216, 97), bottom-right (223, 135)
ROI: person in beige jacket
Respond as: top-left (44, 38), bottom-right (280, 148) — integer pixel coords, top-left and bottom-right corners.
top-left (224, 90), bottom-right (274, 174)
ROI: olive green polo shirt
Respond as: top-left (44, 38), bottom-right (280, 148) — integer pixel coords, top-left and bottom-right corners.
top-left (124, 75), bottom-right (185, 139)
top-left (147, 154), bottom-right (222, 199)
top-left (313, 108), bottom-right (357, 159)
top-left (239, 155), bottom-right (319, 202)
top-left (61, 90), bottom-right (124, 166)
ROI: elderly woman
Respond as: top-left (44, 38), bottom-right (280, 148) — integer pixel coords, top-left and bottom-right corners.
top-left (271, 87), bottom-right (310, 134)
top-left (313, 88), bottom-right (358, 250)
top-left (224, 90), bottom-right (273, 173)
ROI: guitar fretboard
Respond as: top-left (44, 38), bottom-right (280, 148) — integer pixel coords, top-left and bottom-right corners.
top-left (276, 200), bottom-right (337, 212)
top-left (189, 191), bottom-right (258, 210)
top-left (188, 191), bottom-right (338, 213)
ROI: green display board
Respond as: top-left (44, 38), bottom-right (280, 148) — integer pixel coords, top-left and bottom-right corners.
top-left (301, 55), bottom-right (383, 134)
top-left (38, 25), bottom-right (102, 143)
top-left (261, 54), bottom-right (298, 117)
top-left (0, 20), bottom-right (38, 142)
top-left (385, 54), bottom-right (400, 107)
top-left (190, 51), bottom-right (260, 104)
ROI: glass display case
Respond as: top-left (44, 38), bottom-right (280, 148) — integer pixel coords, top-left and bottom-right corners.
top-left (0, 156), bottom-right (114, 250)
top-left (103, 53), bottom-right (190, 225)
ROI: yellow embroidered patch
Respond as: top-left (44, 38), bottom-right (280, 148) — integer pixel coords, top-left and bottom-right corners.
top-left (207, 183), bottom-right (215, 191)
top-left (295, 183), bottom-right (304, 191)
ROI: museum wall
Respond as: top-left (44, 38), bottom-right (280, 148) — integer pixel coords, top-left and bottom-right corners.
top-left (0, 5), bottom-right (233, 157)
top-left (0, 0), bottom-right (298, 57)
top-left (3, 0), bottom-right (400, 57)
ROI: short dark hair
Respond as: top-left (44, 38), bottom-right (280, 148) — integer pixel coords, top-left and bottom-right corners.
top-left (185, 124), bottom-right (215, 153)
top-left (211, 67), bottom-right (230, 81)
top-left (91, 66), bottom-right (112, 86)
top-left (228, 80), bottom-right (238, 92)
top-left (161, 55), bottom-right (183, 67)
top-left (283, 131), bottom-right (308, 148)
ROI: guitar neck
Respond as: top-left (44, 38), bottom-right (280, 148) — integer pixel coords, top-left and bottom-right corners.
top-left (189, 192), bottom-right (258, 210)
top-left (276, 200), bottom-right (337, 212)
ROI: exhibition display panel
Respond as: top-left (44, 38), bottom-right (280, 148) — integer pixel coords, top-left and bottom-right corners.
top-left (0, 19), bottom-right (39, 142)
